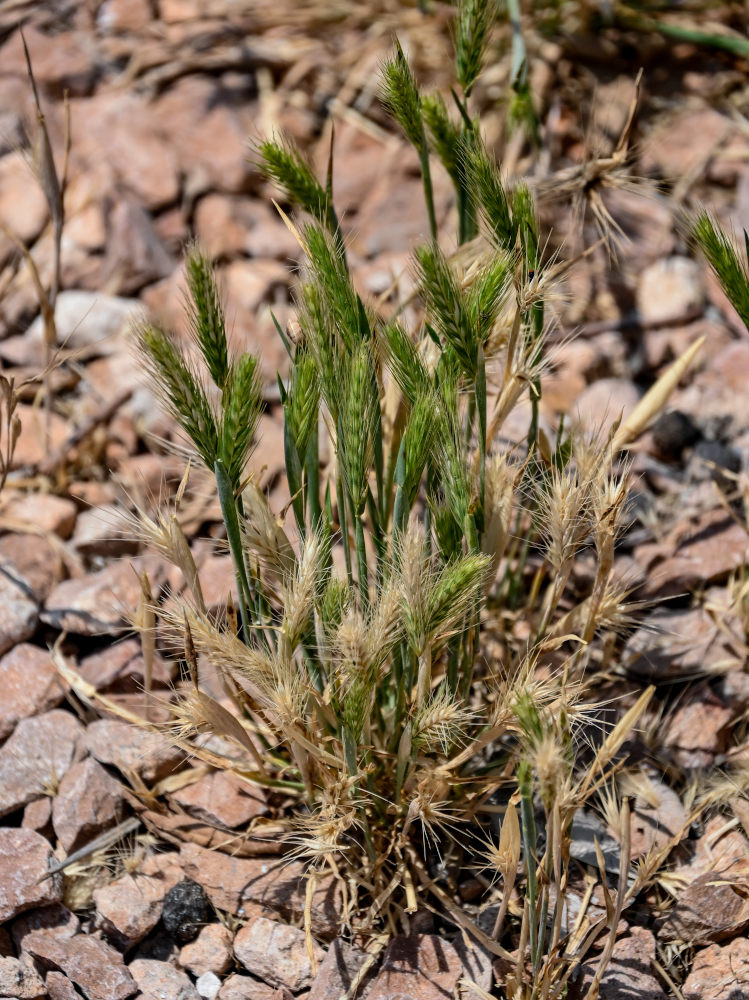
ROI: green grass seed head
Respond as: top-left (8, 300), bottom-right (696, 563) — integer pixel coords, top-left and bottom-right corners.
top-left (455, 0), bottom-right (497, 98)
top-left (381, 39), bottom-right (426, 153)
top-left (185, 244), bottom-right (230, 390)
top-left (258, 136), bottom-right (329, 226)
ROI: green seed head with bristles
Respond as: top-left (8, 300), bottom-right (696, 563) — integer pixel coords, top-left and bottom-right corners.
top-left (381, 39), bottom-right (426, 154)
top-left (136, 322), bottom-right (219, 471)
top-left (258, 136), bottom-right (330, 227)
top-left (339, 341), bottom-right (378, 515)
top-left (455, 0), bottom-right (497, 98)
top-left (422, 93), bottom-right (462, 185)
top-left (185, 245), bottom-right (230, 391)
top-left (692, 211), bottom-right (749, 331)
top-left (220, 353), bottom-right (262, 490)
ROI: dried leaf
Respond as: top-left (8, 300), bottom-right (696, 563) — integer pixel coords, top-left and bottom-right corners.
top-left (612, 336), bottom-right (704, 451)
top-left (192, 690), bottom-right (257, 755)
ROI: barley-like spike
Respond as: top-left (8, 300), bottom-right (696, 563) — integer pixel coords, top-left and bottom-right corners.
top-left (413, 686), bottom-right (474, 754)
top-left (427, 551), bottom-right (489, 642)
top-left (220, 352), bottom-right (262, 490)
top-left (381, 40), bottom-right (426, 153)
top-left (384, 322), bottom-right (430, 405)
top-left (339, 342), bottom-right (378, 515)
top-left (299, 282), bottom-right (340, 419)
top-left (455, 0), bottom-right (497, 97)
top-left (691, 211), bottom-right (749, 331)
top-left (185, 245), bottom-right (230, 390)
top-left (511, 183), bottom-right (539, 269)
top-left (285, 349), bottom-right (321, 463)
top-left (464, 138), bottom-right (515, 251)
top-left (466, 255), bottom-right (513, 347)
top-left (136, 322), bottom-right (219, 470)
top-left (416, 243), bottom-right (476, 375)
top-left (397, 387), bottom-right (439, 514)
top-left (258, 136), bottom-right (330, 227)
top-left (282, 531), bottom-right (326, 653)
top-left (304, 223), bottom-right (369, 352)
top-left (319, 577), bottom-right (353, 642)
top-left (422, 93), bottom-right (462, 184)
top-left (435, 380), bottom-right (471, 532)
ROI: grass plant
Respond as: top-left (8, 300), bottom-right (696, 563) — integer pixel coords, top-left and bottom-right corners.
top-left (108, 2), bottom-right (697, 994)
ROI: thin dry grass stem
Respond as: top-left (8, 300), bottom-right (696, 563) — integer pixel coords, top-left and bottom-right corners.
top-left (134, 570), bottom-right (156, 719)
top-left (17, 32), bottom-right (70, 449)
top-left (611, 336), bottom-right (705, 452)
top-left (0, 376), bottom-right (23, 493)
top-left (582, 798), bottom-right (631, 1000)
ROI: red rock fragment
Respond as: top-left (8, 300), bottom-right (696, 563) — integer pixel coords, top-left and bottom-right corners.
top-left (23, 931), bottom-right (138, 1000)
top-left (0, 711), bottom-right (84, 819)
top-left (178, 922), bottom-right (233, 977)
top-left (366, 934), bottom-right (463, 1000)
top-left (93, 858), bottom-right (183, 949)
top-left (170, 770), bottom-right (267, 830)
top-left (52, 756), bottom-right (126, 853)
top-left (683, 937), bottom-right (749, 1000)
top-left (0, 954), bottom-right (46, 999)
top-left (128, 958), bottom-right (199, 1000)
top-left (233, 917), bottom-right (323, 993)
top-left (662, 871), bottom-right (749, 945)
top-left (179, 842), bottom-right (340, 938)
top-left (86, 718), bottom-right (184, 783)
top-left (573, 926), bottom-right (665, 999)
top-left (0, 644), bottom-right (65, 740)
top-left (46, 971), bottom-right (83, 1000)
top-left (0, 829), bottom-right (62, 923)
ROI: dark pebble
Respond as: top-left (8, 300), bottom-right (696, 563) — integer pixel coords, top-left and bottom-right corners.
top-left (651, 410), bottom-right (700, 461)
top-left (161, 879), bottom-right (213, 943)
top-left (691, 439), bottom-right (741, 488)
top-left (133, 928), bottom-right (177, 962)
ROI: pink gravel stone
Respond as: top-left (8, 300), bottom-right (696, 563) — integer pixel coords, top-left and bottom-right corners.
top-left (0, 829), bottom-right (62, 922)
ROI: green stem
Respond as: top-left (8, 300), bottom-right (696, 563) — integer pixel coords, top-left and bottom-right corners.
top-left (450, 87), bottom-right (473, 129)
top-left (390, 641), bottom-right (409, 751)
top-left (354, 510), bottom-right (369, 612)
top-left (337, 473), bottom-right (353, 589)
top-left (419, 141), bottom-right (438, 243)
top-left (305, 420), bottom-right (322, 530)
top-left (626, 12), bottom-right (749, 58)
top-left (476, 346), bottom-right (487, 530)
top-left (392, 433), bottom-right (410, 541)
top-left (519, 761), bottom-right (540, 969)
top-left (392, 485), bottom-right (408, 542)
top-left (509, 534), bottom-right (531, 610)
top-left (366, 487), bottom-right (386, 586)
top-left (447, 640), bottom-right (460, 694)
top-left (464, 513), bottom-right (479, 555)
top-left (506, 0), bottom-right (528, 88)
top-left (215, 460), bottom-right (253, 642)
top-left (457, 180), bottom-right (477, 246)
top-left (463, 391), bottom-right (476, 450)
